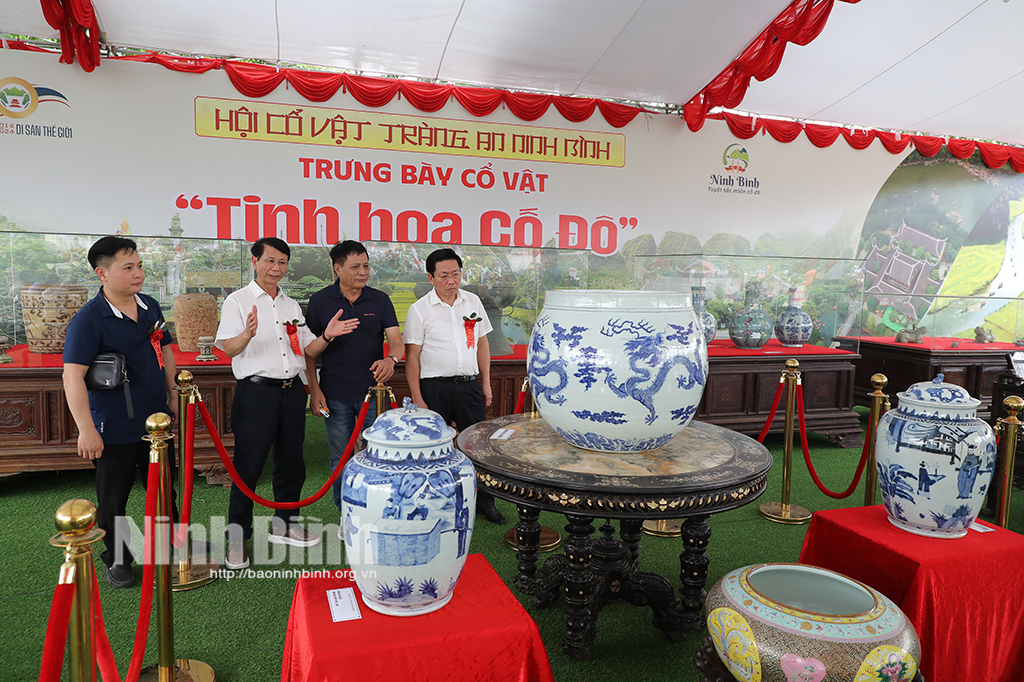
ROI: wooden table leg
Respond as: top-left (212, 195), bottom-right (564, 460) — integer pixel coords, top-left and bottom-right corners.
top-left (560, 513), bottom-right (596, 660)
top-left (512, 504), bottom-right (542, 593)
top-left (679, 513), bottom-right (711, 633)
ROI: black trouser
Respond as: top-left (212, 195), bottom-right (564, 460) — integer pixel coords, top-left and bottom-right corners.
top-left (420, 377), bottom-right (497, 510)
top-left (227, 378), bottom-right (308, 538)
top-left (94, 439), bottom-right (178, 568)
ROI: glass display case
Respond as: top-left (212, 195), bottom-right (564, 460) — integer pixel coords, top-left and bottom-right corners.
top-left (851, 293), bottom-right (1024, 348)
top-left (0, 231), bottom-right (615, 360)
top-left (633, 253), bottom-right (866, 351)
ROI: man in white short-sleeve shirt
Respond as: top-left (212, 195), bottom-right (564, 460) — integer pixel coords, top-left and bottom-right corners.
top-left (403, 247), bottom-right (505, 524)
top-left (215, 237), bottom-right (320, 569)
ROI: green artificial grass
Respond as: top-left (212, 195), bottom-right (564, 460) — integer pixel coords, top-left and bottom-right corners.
top-left (2, 409), bottom-right (1022, 681)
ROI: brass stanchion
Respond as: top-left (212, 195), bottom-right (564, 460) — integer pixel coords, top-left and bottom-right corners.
top-left (172, 371), bottom-right (218, 591)
top-left (49, 499), bottom-right (105, 682)
top-left (759, 359), bottom-right (812, 524)
top-left (370, 381), bottom-right (388, 418)
top-left (505, 377), bottom-right (562, 550)
top-left (863, 374), bottom-right (889, 507)
top-left (139, 413), bottom-right (215, 682)
top-left (995, 396), bottom-right (1023, 528)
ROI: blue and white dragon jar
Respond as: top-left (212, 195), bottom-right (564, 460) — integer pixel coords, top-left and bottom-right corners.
top-left (875, 374), bottom-right (996, 539)
top-left (341, 398), bottom-right (476, 615)
top-left (528, 290), bottom-right (708, 453)
top-left (773, 286), bottom-right (813, 348)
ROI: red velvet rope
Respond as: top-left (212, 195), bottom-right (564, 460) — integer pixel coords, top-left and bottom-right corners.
top-left (37, 581), bottom-right (75, 682)
top-left (197, 397), bottom-right (367, 509)
top-left (757, 376), bottom-right (787, 443)
top-left (123, 460), bottom-right (160, 682)
top-left (795, 382), bottom-right (872, 499)
top-left (513, 384), bottom-right (528, 415)
top-left (91, 568), bottom-right (122, 682)
top-left (170, 402), bottom-right (196, 548)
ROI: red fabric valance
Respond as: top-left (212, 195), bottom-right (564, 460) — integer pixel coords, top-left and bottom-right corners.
top-left (713, 111), bottom-right (1024, 172)
top-left (684, 0), bottom-right (860, 133)
top-left (3, 39), bottom-right (643, 128)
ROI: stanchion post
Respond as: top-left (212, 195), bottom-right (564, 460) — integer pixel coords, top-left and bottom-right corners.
top-left (49, 499), bottom-right (105, 682)
top-left (172, 370), bottom-right (217, 591)
top-left (864, 374), bottom-right (888, 506)
top-left (759, 359), bottom-right (812, 525)
top-left (996, 395), bottom-right (1023, 528)
top-left (140, 413), bottom-right (215, 682)
top-left (371, 381), bottom-right (388, 419)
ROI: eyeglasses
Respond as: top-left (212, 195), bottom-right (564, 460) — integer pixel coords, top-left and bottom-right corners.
top-left (260, 257), bottom-right (289, 267)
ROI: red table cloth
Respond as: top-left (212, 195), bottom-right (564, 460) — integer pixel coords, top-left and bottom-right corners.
top-left (799, 505), bottom-right (1024, 682)
top-left (706, 338), bottom-right (853, 357)
top-left (281, 554), bottom-right (553, 682)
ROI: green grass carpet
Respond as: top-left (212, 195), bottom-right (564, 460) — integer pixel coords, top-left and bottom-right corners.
top-left (2, 410), bottom-right (1022, 680)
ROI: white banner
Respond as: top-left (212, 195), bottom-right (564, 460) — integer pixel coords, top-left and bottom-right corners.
top-left (1, 49), bottom-right (909, 257)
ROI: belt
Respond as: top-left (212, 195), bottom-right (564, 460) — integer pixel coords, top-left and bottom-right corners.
top-left (244, 375), bottom-right (299, 388)
top-left (425, 375), bottom-right (476, 384)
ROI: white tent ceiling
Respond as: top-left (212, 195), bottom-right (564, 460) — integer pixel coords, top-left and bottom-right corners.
top-left (4, 0), bottom-right (1024, 145)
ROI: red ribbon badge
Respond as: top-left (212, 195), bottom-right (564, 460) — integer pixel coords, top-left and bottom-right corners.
top-left (284, 320), bottom-right (304, 356)
top-left (148, 324), bottom-right (165, 369)
top-left (463, 313), bottom-right (480, 349)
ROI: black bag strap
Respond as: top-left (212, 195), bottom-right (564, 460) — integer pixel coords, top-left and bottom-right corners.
top-left (123, 378), bottom-right (133, 422)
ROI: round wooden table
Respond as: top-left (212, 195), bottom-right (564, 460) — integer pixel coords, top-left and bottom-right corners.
top-left (456, 414), bottom-right (772, 660)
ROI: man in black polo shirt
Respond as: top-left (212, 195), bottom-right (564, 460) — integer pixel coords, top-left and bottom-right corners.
top-left (305, 241), bottom-right (405, 520)
top-left (63, 236), bottom-right (179, 588)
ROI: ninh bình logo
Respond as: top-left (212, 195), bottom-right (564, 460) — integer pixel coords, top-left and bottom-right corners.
top-left (722, 144), bottom-right (748, 173)
top-left (0, 77), bottom-right (69, 119)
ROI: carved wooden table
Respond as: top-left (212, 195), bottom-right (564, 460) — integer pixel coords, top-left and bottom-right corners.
top-left (456, 414), bottom-right (772, 660)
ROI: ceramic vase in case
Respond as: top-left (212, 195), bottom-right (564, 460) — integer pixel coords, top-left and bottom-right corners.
top-left (691, 285), bottom-right (717, 343)
top-left (527, 289), bottom-right (707, 453)
top-left (341, 398), bottom-right (476, 616)
top-left (702, 563), bottom-right (920, 682)
top-left (773, 286), bottom-right (813, 348)
top-left (874, 374), bottom-right (996, 538)
top-left (728, 281), bottom-right (773, 350)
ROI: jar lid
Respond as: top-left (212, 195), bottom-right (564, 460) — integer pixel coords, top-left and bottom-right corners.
top-left (363, 397), bottom-right (456, 446)
top-left (898, 373), bottom-right (980, 408)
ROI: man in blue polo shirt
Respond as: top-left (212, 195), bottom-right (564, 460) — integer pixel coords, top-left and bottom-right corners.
top-left (63, 236), bottom-right (179, 588)
top-left (304, 241), bottom-right (404, 519)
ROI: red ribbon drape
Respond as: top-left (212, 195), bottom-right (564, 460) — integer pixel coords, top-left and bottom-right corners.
top-left (37, 581), bottom-right (75, 682)
top-left (711, 110), bottom-right (1024, 172)
top-left (37, 0), bottom-right (101, 72)
top-left (685, 0), bottom-right (861, 132)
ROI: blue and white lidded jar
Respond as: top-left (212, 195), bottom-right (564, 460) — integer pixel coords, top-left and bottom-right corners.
top-left (773, 286), bottom-right (813, 348)
top-left (341, 398), bottom-right (476, 615)
top-left (875, 374), bottom-right (996, 538)
top-left (528, 289), bottom-right (708, 453)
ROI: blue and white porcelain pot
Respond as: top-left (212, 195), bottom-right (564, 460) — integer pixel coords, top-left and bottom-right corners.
top-left (875, 374), bottom-right (996, 539)
top-left (774, 286), bottom-right (813, 348)
top-left (528, 289), bottom-right (708, 453)
top-left (341, 398), bottom-right (476, 615)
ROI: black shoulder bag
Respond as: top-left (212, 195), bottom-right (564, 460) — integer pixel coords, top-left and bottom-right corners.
top-left (84, 353), bottom-right (134, 421)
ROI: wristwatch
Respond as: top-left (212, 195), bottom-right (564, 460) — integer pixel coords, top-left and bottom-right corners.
top-left (387, 354), bottom-right (399, 364)
top-left (323, 333), bottom-right (334, 344)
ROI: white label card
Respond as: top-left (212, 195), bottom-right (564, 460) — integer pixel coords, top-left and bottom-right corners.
top-left (490, 428), bottom-right (516, 440)
top-left (326, 587), bottom-right (362, 622)
top-left (969, 521), bottom-right (996, 533)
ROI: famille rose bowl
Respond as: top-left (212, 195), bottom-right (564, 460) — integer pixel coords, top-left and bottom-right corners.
top-left (704, 563), bottom-right (920, 682)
